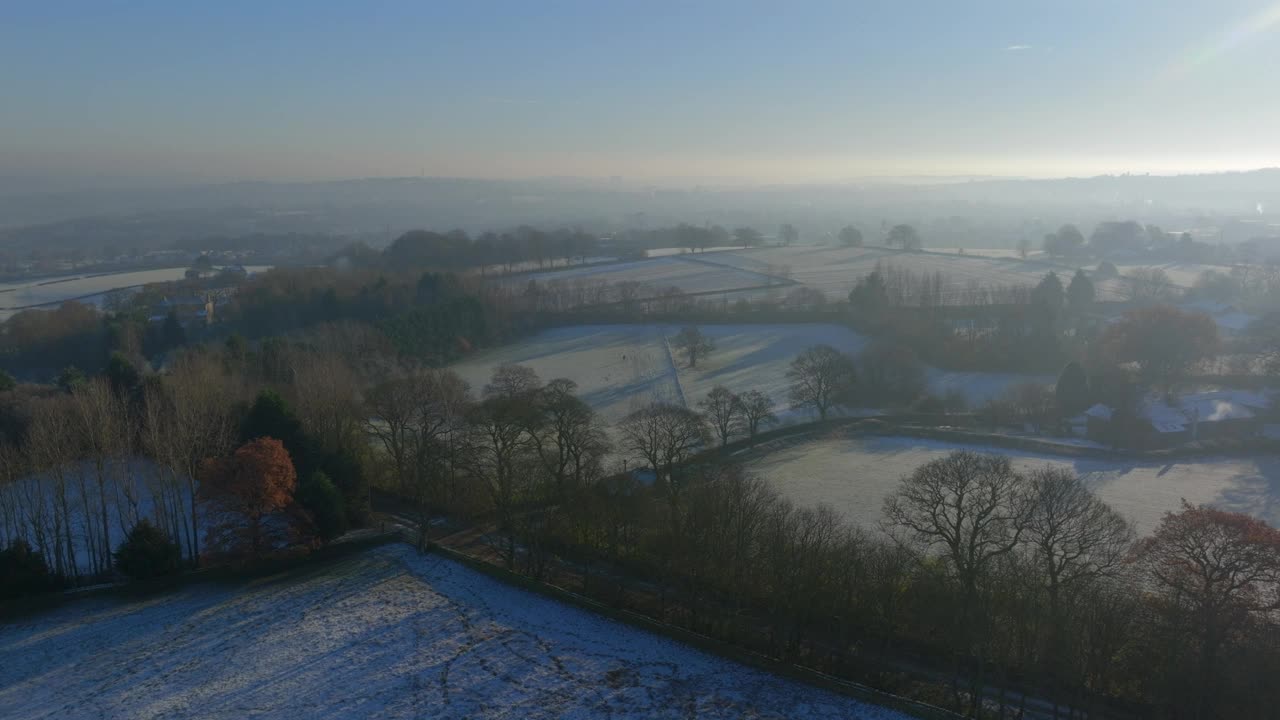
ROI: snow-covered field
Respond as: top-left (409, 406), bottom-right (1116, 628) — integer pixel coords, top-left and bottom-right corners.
top-left (500, 255), bottom-right (781, 296)
top-left (450, 324), bottom-right (1040, 427)
top-left (508, 244), bottom-right (1172, 304)
top-left (745, 434), bottom-right (1280, 536)
top-left (0, 266), bottom-right (272, 319)
top-left (0, 544), bottom-right (908, 720)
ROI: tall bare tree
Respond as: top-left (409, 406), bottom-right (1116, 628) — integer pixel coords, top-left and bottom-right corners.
top-left (618, 402), bottom-right (708, 532)
top-left (527, 378), bottom-right (609, 501)
top-left (736, 389), bottom-right (777, 443)
top-left (1023, 466), bottom-right (1134, 716)
top-left (364, 368), bottom-right (471, 545)
top-left (787, 344), bottom-right (858, 420)
top-left (884, 451), bottom-right (1030, 714)
top-left (698, 385), bottom-right (739, 447)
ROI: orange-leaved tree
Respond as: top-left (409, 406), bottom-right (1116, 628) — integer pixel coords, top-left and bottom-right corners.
top-left (1136, 501), bottom-right (1280, 717)
top-left (198, 437), bottom-right (300, 560)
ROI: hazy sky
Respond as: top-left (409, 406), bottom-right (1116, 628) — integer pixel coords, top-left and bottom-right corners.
top-left (3, 0), bottom-right (1280, 187)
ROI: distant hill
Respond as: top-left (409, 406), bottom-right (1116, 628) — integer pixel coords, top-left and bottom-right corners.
top-left (1, 170), bottom-right (1277, 255)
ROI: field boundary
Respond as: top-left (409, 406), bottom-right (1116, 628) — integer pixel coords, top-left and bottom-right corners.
top-left (1, 531), bottom-right (405, 619)
top-left (423, 541), bottom-right (962, 720)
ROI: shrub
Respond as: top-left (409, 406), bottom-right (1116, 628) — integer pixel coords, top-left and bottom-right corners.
top-left (0, 540), bottom-right (60, 601)
top-left (297, 471), bottom-right (348, 542)
top-left (114, 519), bottom-right (183, 580)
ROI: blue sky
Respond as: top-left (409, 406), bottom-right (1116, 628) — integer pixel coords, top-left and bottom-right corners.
top-left (3, 0), bottom-right (1279, 186)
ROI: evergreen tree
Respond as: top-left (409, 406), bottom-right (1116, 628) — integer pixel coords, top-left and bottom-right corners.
top-left (56, 366), bottom-right (87, 394)
top-left (161, 311), bottom-right (187, 351)
top-left (241, 390), bottom-right (317, 476)
top-left (1055, 362), bottom-right (1091, 417)
top-left (1032, 272), bottom-right (1065, 309)
top-left (0, 540), bottom-right (59, 601)
top-left (849, 271), bottom-right (889, 312)
top-left (297, 471), bottom-right (348, 541)
top-left (106, 352), bottom-right (141, 396)
top-left (1067, 269), bottom-right (1095, 309)
top-left (114, 519), bottom-right (183, 580)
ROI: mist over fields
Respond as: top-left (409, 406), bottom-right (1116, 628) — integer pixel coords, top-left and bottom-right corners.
top-left (3, 170), bottom-right (1278, 254)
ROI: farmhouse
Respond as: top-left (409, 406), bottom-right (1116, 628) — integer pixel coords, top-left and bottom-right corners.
top-left (1081, 390), bottom-right (1272, 448)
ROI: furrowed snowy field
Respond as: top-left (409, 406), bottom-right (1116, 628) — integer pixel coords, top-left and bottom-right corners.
top-left (450, 324), bottom-right (1042, 427)
top-left (0, 544), bottom-right (909, 720)
top-left (745, 434), bottom-right (1280, 536)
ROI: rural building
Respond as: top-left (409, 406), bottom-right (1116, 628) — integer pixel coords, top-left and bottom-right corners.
top-left (1079, 390), bottom-right (1272, 448)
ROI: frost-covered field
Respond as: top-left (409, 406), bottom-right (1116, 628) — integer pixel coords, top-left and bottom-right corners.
top-left (745, 434), bottom-right (1280, 535)
top-left (503, 255), bottom-right (780, 295)
top-left (658, 245), bottom-right (1127, 301)
top-left (0, 544), bottom-right (908, 720)
top-left (504, 244), bottom-right (1232, 308)
top-left (452, 325), bottom-right (684, 424)
top-left (0, 266), bottom-right (273, 318)
top-left (450, 324), bottom-right (1040, 427)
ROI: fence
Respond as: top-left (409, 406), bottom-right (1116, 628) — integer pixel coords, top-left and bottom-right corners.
top-left (424, 541), bottom-right (963, 720)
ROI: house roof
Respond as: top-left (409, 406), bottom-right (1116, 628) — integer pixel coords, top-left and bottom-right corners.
top-left (1083, 403), bottom-right (1113, 420)
top-left (1090, 390), bottom-right (1271, 433)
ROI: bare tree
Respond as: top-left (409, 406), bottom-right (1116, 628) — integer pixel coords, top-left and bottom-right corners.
top-left (617, 402), bottom-right (708, 531)
top-left (287, 351), bottom-right (363, 454)
top-left (1023, 466), bottom-right (1134, 715)
top-left (736, 389), bottom-right (777, 443)
top-left (485, 363), bottom-right (541, 399)
top-left (1124, 267), bottom-right (1176, 302)
top-left (465, 366), bottom-right (541, 568)
top-left (528, 378), bottom-right (609, 500)
top-left (162, 353), bottom-right (241, 564)
top-left (24, 396), bottom-right (79, 579)
top-left (364, 368), bottom-right (471, 546)
top-left (672, 326), bottom-right (715, 369)
top-left (69, 379), bottom-right (130, 575)
top-left (883, 451), bottom-right (1030, 712)
top-left (787, 344), bottom-right (858, 420)
top-left (698, 386), bottom-right (740, 447)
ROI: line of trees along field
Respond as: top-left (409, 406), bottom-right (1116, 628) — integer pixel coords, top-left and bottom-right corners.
top-left (2, 323), bottom-right (1278, 718)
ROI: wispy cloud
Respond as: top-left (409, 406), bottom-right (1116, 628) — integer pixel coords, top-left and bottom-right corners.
top-left (1004, 44), bottom-right (1032, 51)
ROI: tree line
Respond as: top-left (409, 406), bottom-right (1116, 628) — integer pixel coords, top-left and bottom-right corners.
top-left (0, 324), bottom-right (1277, 718)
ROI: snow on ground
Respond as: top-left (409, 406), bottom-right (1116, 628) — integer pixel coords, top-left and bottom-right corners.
top-left (688, 245), bottom-right (1101, 301)
top-left (1110, 261), bottom-right (1226, 289)
top-left (451, 324), bottom-right (1043, 426)
top-left (0, 544), bottom-right (909, 720)
top-left (501, 255), bottom-right (780, 295)
top-left (0, 459), bottom-right (198, 577)
top-left (451, 325), bottom-right (683, 424)
top-left (925, 369), bottom-right (1053, 408)
top-left (674, 324), bottom-right (869, 424)
top-left (0, 267), bottom-right (272, 319)
top-left (493, 245), bottom-right (1236, 309)
top-left (746, 434), bottom-right (1280, 536)
top-left (643, 246), bottom-right (747, 258)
